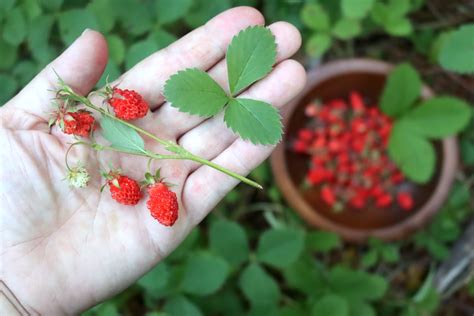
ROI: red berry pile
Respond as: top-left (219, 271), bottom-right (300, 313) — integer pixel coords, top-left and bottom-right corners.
top-left (292, 91), bottom-right (414, 212)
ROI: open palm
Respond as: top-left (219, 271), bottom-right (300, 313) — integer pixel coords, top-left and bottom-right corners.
top-left (0, 7), bottom-right (305, 315)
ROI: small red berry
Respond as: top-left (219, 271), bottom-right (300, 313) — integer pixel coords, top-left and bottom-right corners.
top-left (320, 186), bottom-right (336, 206)
top-left (147, 182), bottom-right (179, 226)
top-left (107, 174), bottom-right (142, 205)
top-left (60, 110), bottom-right (95, 137)
top-left (308, 168), bottom-right (326, 185)
top-left (349, 91), bottom-right (365, 112)
top-left (376, 194), bottom-right (392, 208)
top-left (349, 195), bottom-right (366, 209)
top-left (293, 140), bottom-right (308, 153)
top-left (109, 88), bottom-right (149, 120)
top-left (397, 192), bottom-right (414, 211)
top-left (298, 129), bottom-right (313, 142)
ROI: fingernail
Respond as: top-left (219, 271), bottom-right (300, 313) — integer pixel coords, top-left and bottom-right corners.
top-left (82, 28), bottom-right (91, 36)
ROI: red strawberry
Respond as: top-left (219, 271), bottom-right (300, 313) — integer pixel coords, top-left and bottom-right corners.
top-left (320, 186), bottom-right (336, 206)
top-left (106, 173), bottom-right (142, 205)
top-left (52, 108), bottom-right (95, 137)
top-left (376, 194), bottom-right (392, 208)
top-left (109, 88), bottom-right (149, 120)
top-left (147, 182), bottom-right (179, 226)
top-left (397, 192), bottom-right (414, 211)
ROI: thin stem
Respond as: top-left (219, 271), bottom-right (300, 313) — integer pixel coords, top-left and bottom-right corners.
top-left (59, 85), bottom-right (262, 189)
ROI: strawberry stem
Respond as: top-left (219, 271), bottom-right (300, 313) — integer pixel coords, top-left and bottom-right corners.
top-left (58, 83), bottom-right (262, 190)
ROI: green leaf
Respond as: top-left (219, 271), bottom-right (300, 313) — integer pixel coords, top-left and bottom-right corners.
top-left (2, 7), bottom-right (27, 46)
top-left (13, 60), bottom-right (38, 86)
top-left (181, 251), bottom-right (229, 296)
top-left (361, 249), bottom-right (378, 268)
top-left (184, 0), bottom-right (231, 28)
top-left (385, 16), bottom-right (413, 36)
top-left (0, 39), bottom-right (17, 70)
top-left (388, 122), bottom-right (436, 183)
top-left (226, 26), bottom-right (277, 95)
top-left (329, 266), bottom-right (388, 301)
top-left (156, 0), bottom-right (193, 24)
top-left (381, 245), bottom-right (400, 263)
top-left (256, 228), bottom-right (305, 268)
top-left (306, 231), bottom-right (341, 253)
top-left (27, 15), bottom-right (55, 64)
top-left (137, 262), bottom-right (169, 293)
top-left (21, 0), bottom-right (43, 21)
top-left (125, 39), bottom-right (158, 70)
top-left (87, 0), bottom-right (116, 33)
top-left (58, 9), bottom-right (99, 45)
top-left (163, 295), bottom-right (203, 316)
top-left (107, 35), bottom-right (125, 65)
top-left (341, 0), bottom-right (374, 19)
top-left (349, 301), bottom-right (376, 316)
top-left (401, 97), bottom-right (472, 138)
top-left (164, 68), bottom-right (229, 117)
top-left (167, 227), bottom-right (200, 262)
top-left (311, 294), bottom-right (349, 316)
top-left (332, 18), bottom-right (361, 40)
top-left (380, 63), bottom-right (421, 117)
top-left (300, 3), bottom-right (330, 31)
top-left (150, 29), bottom-right (177, 50)
top-left (439, 24), bottom-right (474, 74)
top-left (224, 98), bottom-right (282, 145)
top-left (120, 4), bottom-right (153, 36)
top-left (100, 115), bottom-right (146, 154)
top-left (38, 0), bottom-right (62, 11)
top-left (0, 74), bottom-right (18, 105)
top-left (209, 219), bottom-right (249, 266)
top-left (98, 61), bottom-right (121, 88)
top-left (283, 255), bottom-right (324, 295)
top-left (306, 33), bottom-right (332, 57)
top-left (239, 263), bottom-right (280, 308)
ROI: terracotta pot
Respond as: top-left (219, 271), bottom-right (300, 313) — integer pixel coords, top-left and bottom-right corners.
top-left (270, 59), bottom-right (458, 243)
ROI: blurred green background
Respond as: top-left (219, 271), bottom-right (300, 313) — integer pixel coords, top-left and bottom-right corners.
top-left (1, 0), bottom-right (473, 315)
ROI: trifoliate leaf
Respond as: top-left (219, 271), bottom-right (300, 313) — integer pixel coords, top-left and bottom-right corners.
top-left (100, 115), bottom-right (146, 154)
top-left (306, 33), bottom-right (332, 57)
top-left (341, 0), bottom-right (374, 19)
top-left (181, 251), bottom-right (229, 296)
top-left (226, 26), bottom-right (277, 95)
top-left (256, 228), bottom-right (305, 268)
top-left (332, 18), bottom-right (361, 40)
top-left (164, 68), bottom-right (229, 117)
top-left (401, 97), bottom-right (472, 138)
top-left (300, 3), bottom-right (330, 31)
top-left (224, 98), bottom-right (282, 145)
top-left (239, 263), bottom-right (280, 308)
top-left (380, 63), bottom-right (421, 118)
top-left (388, 122), bottom-right (436, 183)
top-left (439, 24), bottom-right (474, 74)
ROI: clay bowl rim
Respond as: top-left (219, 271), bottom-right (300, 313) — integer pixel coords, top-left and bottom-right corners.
top-left (270, 58), bottom-right (459, 243)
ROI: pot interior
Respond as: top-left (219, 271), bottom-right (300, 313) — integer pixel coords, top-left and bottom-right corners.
top-left (284, 71), bottom-right (442, 229)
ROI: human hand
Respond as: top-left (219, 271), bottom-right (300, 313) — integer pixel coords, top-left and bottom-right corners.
top-left (0, 7), bottom-right (306, 315)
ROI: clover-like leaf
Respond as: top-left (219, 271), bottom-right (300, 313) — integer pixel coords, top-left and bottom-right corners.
top-left (224, 98), bottom-right (282, 145)
top-left (341, 0), bottom-right (374, 19)
top-left (401, 97), bottom-right (472, 138)
top-left (380, 63), bottom-right (421, 118)
top-left (100, 115), bottom-right (146, 154)
top-left (226, 26), bottom-right (277, 95)
top-left (164, 68), bottom-right (229, 117)
top-left (256, 228), bottom-right (305, 268)
top-left (388, 121), bottom-right (436, 183)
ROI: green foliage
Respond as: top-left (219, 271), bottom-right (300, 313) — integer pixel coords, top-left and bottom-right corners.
top-left (209, 219), bottom-right (249, 266)
top-left (380, 63), bottom-right (421, 118)
top-left (100, 115), bottom-right (146, 154)
top-left (361, 238), bottom-right (400, 268)
top-left (239, 263), bottom-right (281, 309)
top-left (256, 227), bottom-right (305, 268)
top-left (402, 271), bottom-right (440, 316)
top-left (165, 26), bottom-right (282, 145)
top-left (439, 24), bottom-right (474, 74)
top-left (388, 122), bottom-right (435, 183)
top-left (306, 230), bottom-right (341, 253)
top-left (311, 294), bottom-right (349, 316)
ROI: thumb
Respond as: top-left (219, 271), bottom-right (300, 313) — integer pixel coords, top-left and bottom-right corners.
top-left (4, 29), bottom-right (108, 123)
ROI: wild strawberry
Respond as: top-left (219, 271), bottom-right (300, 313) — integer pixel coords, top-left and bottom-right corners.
top-left (376, 194), bottom-right (392, 208)
top-left (105, 172), bottom-right (142, 205)
top-left (51, 107), bottom-right (95, 137)
top-left (293, 140), bottom-right (308, 153)
top-left (349, 195), bottom-right (366, 209)
top-left (108, 88), bottom-right (149, 120)
top-left (298, 129), bottom-right (313, 142)
top-left (65, 165), bottom-right (90, 188)
top-left (320, 186), bottom-right (336, 206)
top-left (147, 182), bottom-right (179, 226)
top-left (308, 168), bottom-right (326, 185)
top-left (349, 91), bottom-right (364, 112)
top-left (397, 192), bottom-right (414, 211)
